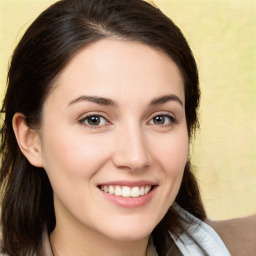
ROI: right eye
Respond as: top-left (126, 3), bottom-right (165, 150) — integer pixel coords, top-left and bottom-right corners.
top-left (79, 115), bottom-right (109, 128)
top-left (148, 113), bottom-right (177, 127)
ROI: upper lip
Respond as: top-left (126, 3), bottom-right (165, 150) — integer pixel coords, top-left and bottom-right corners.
top-left (98, 180), bottom-right (157, 187)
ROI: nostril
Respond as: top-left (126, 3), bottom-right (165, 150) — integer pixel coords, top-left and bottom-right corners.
top-left (112, 133), bottom-right (151, 170)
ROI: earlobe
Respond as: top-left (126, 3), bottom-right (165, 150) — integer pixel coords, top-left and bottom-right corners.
top-left (12, 113), bottom-right (43, 167)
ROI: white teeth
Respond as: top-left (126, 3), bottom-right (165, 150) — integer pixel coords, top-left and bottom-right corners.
top-left (100, 185), bottom-right (152, 198)
top-left (114, 186), bottom-right (122, 196)
top-left (109, 185), bottom-right (114, 194)
top-left (145, 186), bottom-right (150, 194)
top-left (122, 186), bottom-right (131, 197)
top-left (131, 187), bottom-right (140, 198)
top-left (139, 187), bottom-right (145, 196)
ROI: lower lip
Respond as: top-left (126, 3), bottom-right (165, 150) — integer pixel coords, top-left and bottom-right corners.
top-left (99, 186), bottom-right (156, 208)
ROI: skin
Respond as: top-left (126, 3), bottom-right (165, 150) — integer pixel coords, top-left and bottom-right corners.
top-left (13, 39), bottom-right (189, 256)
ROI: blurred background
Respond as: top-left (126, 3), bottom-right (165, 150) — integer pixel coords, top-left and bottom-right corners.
top-left (0, 0), bottom-right (255, 220)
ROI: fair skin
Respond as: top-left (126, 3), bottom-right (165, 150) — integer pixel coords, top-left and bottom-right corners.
top-left (13, 39), bottom-right (188, 256)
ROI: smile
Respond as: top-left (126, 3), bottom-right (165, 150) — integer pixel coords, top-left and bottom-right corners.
top-left (100, 185), bottom-right (152, 198)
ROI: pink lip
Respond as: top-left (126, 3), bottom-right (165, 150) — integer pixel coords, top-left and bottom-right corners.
top-left (98, 185), bottom-right (157, 208)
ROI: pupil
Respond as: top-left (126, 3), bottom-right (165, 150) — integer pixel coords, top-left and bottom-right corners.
top-left (154, 116), bottom-right (164, 124)
top-left (89, 116), bottom-right (100, 125)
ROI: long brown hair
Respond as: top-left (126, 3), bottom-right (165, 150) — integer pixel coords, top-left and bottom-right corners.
top-left (0, 0), bottom-right (206, 255)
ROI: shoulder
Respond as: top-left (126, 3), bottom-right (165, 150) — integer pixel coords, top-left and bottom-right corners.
top-left (206, 215), bottom-right (256, 256)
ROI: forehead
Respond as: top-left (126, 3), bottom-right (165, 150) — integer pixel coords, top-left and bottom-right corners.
top-left (46, 39), bottom-right (185, 107)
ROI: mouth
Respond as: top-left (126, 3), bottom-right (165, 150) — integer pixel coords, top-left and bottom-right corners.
top-left (99, 185), bottom-right (153, 198)
top-left (97, 181), bottom-right (157, 208)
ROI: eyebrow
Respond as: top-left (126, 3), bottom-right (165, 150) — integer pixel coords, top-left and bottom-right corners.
top-left (68, 94), bottom-right (183, 107)
top-left (68, 95), bottom-right (117, 107)
top-left (149, 94), bottom-right (183, 106)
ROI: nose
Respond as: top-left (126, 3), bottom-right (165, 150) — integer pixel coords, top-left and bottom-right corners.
top-left (112, 124), bottom-right (151, 171)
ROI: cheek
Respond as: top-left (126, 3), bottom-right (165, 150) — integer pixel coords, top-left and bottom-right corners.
top-left (39, 129), bottom-right (113, 211)
top-left (152, 131), bottom-right (189, 174)
top-left (152, 129), bottom-right (188, 201)
top-left (148, 131), bottom-right (188, 218)
top-left (40, 127), bottom-right (112, 180)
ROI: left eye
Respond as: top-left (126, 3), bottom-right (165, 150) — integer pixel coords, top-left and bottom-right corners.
top-left (80, 115), bottom-right (108, 126)
top-left (148, 115), bottom-right (174, 125)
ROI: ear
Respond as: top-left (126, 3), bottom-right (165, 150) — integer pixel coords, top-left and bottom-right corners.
top-left (12, 113), bottom-right (43, 167)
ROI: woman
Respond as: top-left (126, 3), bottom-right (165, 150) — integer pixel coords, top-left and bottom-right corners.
top-left (0, 0), bottom-right (230, 255)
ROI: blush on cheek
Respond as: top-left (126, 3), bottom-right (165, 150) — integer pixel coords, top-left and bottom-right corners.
top-left (158, 144), bottom-right (188, 171)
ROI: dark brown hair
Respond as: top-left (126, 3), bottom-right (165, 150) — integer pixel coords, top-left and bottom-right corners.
top-left (0, 0), bottom-right (206, 255)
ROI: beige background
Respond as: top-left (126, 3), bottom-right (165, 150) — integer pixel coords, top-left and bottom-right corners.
top-left (1, 0), bottom-right (255, 220)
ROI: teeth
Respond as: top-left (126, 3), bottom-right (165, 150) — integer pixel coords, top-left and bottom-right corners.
top-left (122, 186), bottom-right (130, 197)
top-left (100, 185), bottom-right (152, 198)
top-left (145, 186), bottom-right (150, 194)
top-left (139, 187), bottom-right (145, 196)
top-left (131, 187), bottom-right (140, 197)
top-left (114, 186), bottom-right (122, 196)
top-left (109, 185), bottom-right (114, 194)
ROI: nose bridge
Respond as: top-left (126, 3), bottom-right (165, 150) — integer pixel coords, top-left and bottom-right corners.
top-left (113, 121), bottom-right (150, 170)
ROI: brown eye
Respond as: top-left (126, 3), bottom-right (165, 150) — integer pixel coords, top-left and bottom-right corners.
top-left (80, 115), bottom-right (108, 126)
top-left (149, 114), bottom-right (176, 126)
top-left (87, 116), bottom-right (100, 125)
top-left (153, 115), bottom-right (165, 125)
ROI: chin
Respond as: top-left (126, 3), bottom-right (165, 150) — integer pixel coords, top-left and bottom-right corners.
top-left (102, 218), bottom-right (158, 242)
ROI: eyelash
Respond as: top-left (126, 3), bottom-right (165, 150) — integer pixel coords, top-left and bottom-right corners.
top-left (78, 112), bottom-right (177, 129)
top-left (78, 113), bottom-right (110, 129)
top-left (147, 113), bottom-right (177, 127)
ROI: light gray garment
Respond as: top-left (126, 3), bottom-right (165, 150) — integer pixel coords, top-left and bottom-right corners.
top-left (169, 205), bottom-right (231, 256)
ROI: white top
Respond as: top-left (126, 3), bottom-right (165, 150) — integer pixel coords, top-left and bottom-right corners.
top-left (166, 205), bottom-right (231, 256)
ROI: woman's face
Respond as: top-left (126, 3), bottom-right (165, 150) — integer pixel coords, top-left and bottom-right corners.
top-left (38, 39), bottom-right (188, 242)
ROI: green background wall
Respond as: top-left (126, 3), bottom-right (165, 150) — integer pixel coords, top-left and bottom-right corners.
top-left (1, 0), bottom-right (255, 220)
